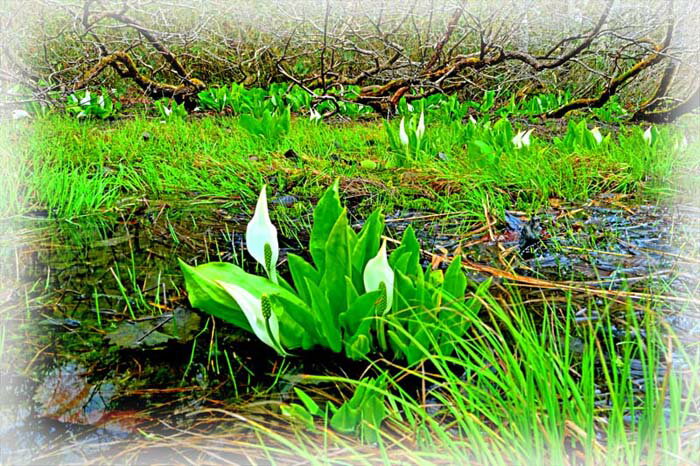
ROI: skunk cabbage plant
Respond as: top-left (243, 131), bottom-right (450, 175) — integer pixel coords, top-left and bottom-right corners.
top-left (180, 182), bottom-right (487, 363)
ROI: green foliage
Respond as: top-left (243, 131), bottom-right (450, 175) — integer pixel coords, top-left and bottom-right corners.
top-left (197, 84), bottom-right (240, 113)
top-left (556, 119), bottom-right (610, 150)
top-left (154, 98), bottom-right (188, 122)
top-left (384, 109), bottom-right (428, 167)
top-left (238, 106), bottom-right (291, 143)
top-left (591, 95), bottom-right (628, 123)
top-left (283, 376), bottom-right (388, 441)
top-left (66, 88), bottom-right (121, 120)
top-left (180, 182), bottom-right (482, 363)
top-left (466, 89), bottom-right (496, 113)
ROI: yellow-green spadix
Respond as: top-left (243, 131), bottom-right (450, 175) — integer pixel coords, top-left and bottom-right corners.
top-left (216, 281), bottom-right (286, 355)
top-left (363, 240), bottom-right (394, 314)
top-left (246, 185), bottom-right (279, 283)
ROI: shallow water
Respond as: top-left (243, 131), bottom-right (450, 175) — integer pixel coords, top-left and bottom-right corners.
top-left (1, 196), bottom-right (699, 462)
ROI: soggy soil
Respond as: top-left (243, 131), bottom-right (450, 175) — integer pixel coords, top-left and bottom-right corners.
top-left (1, 195), bottom-right (699, 463)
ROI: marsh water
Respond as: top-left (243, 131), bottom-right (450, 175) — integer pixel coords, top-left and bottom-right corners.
top-left (2, 195), bottom-right (699, 462)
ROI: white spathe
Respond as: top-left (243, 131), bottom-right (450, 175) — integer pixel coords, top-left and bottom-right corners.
top-left (79, 91), bottom-right (91, 106)
top-left (416, 111), bottom-right (425, 140)
top-left (399, 117), bottom-right (409, 146)
top-left (246, 185), bottom-right (279, 283)
top-left (363, 240), bottom-right (394, 314)
top-left (643, 127), bottom-right (653, 145)
top-left (590, 127), bottom-right (603, 144)
top-left (217, 281), bottom-right (285, 354)
top-left (309, 108), bottom-right (322, 122)
top-left (512, 129), bottom-right (533, 149)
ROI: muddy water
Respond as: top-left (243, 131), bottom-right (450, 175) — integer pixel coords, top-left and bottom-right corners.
top-left (1, 197), bottom-right (699, 462)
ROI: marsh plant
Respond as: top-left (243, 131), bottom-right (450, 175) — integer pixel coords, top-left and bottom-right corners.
top-left (180, 182), bottom-right (487, 364)
top-left (384, 109), bottom-right (428, 167)
top-left (154, 98), bottom-right (188, 122)
top-left (66, 88), bottom-right (121, 120)
top-left (238, 106), bottom-right (291, 145)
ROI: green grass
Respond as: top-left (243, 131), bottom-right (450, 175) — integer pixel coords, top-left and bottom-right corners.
top-left (3, 111), bottom-right (699, 464)
top-left (235, 288), bottom-right (700, 464)
top-left (2, 113), bottom-right (696, 223)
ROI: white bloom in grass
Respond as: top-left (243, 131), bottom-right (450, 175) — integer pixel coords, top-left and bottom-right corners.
top-left (12, 109), bottom-right (30, 120)
top-left (79, 91), bottom-right (91, 106)
top-left (407, 103), bottom-right (414, 112)
top-left (217, 282), bottom-right (286, 355)
top-left (163, 106), bottom-right (172, 117)
top-left (416, 111), bottom-right (425, 140)
top-left (590, 126), bottom-right (603, 144)
top-left (309, 107), bottom-right (322, 122)
top-left (512, 129), bottom-right (534, 149)
top-left (399, 117), bottom-right (409, 146)
top-left (643, 126), bottom-right (653, 145)
top-left (363, 240), bottom-right (394, 314)
top-left (469, 115), bottom-right (477, 124)
top-left (246, 185), bottom-right (279, 284)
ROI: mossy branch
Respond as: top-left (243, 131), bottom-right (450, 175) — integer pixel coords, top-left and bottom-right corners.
top-left (74, 51), bottom-right (205, 103)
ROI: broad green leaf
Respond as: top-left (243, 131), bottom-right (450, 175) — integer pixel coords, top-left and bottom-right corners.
top-left (306, 278), bottom-right (342, 352)
top-left (310, 181), bottom-right (342, 272)
top-left (178, 259), bottom-right (251, 330)
top-left (287, 253), bottom-right (320, 305)
top-left (268, 293), bottom-right (320, 350)
top-left (345, 334), bottom-right (371, 360)
top-left (339, 289), bottom-right (381, 336)
top-left (351, 209), bottom-right (384, 278)
top-left (294, 387), bottom-right (322, 416)
top-left (330, 402), bottom-right (361, 433)
top-left (281, 403), bottom-right (315, 430)
top-left (443, 256), bottom-right (467, 303)
top-left (389, 225), bottom-right (420, 277)
top-left (321, 210), bottom-right (351, 319)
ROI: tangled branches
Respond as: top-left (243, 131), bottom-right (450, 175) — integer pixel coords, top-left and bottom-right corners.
top-left (2, 0), bottom-right (698, 120)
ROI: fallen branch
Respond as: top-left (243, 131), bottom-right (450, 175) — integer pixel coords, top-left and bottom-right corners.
top-left (75, 51), bottom-right (204, 104)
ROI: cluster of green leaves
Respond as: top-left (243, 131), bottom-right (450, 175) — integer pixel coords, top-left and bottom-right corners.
top-left (282, 376), bottom-right (387, 441)
top-left (154, 98), bottom-right (188, 122)
top-left (179, 182), bottom-right (484, 364)
top-left (65, 88), bottom-right (121, 120)
top-left (239, 106), bottom-right (291, 144)
top-left (384, 107), bottom-right (427, 167)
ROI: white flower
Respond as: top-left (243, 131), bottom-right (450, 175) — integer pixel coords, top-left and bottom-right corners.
top-left (217, 282), bottom-right (286, 355)
top-left (469, 116), bottom-right (477, 124)
top-left (512, 129), bottom-right (533, 149)
top-left (97, 95), bottom-right (105, 108)
top-left (590, 127), bottom-right (603, 144)
top-left (407, 103), bottom-right (414, 112)
top-left (309, 108), bottom-right (322, 122)
top-left (416, 111), bottom-right (425, 140)
top-left (363, 240), bottom-right (394, 314)
top-left (399, 117), bottom-right (409, 146)
top-left (246, 185), bottom-right (279, 283)
top-left (643, 127), bottom-right (652, 145)
top-left (79, 91), bottom-right (91, 106)
top-left (164, 106), bottom-right (172, 117)
top-left (12, 109), bottom-right (30, 120)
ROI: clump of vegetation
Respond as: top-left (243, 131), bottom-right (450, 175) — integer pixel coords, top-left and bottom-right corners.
top-left (65, 88), bottom-right (121, 120)
top-left (180, 182), bottom-right (487, 363)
